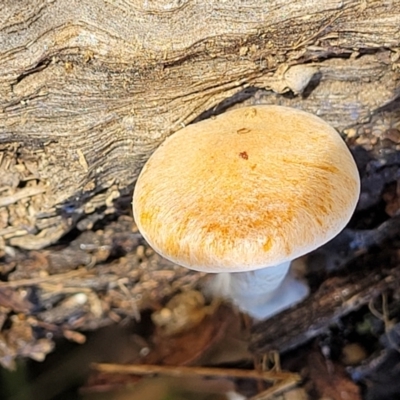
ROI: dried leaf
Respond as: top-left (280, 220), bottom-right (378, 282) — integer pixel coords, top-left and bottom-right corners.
top-left (307, 349), bottom-right (362, 400)
top-left (143, 304), bottom-right (236, 366)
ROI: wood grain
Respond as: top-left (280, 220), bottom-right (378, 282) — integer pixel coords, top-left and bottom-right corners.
top-left (0, 0), bottom-right (399, 249)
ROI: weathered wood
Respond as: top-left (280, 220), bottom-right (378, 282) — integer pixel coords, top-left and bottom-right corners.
top-left (250, 258), bottom-right (400, 355)
top-left (250, 213), bottom-right (400, 355)
top-left (1, 0), bottom-right (400, 249)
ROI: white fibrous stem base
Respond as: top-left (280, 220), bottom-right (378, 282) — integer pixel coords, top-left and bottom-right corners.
top-left (207, 262), bottom-right (309, 320)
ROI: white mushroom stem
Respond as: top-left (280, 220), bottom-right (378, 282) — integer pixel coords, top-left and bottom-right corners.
top-left (207, 262), bottom-right (309, 320)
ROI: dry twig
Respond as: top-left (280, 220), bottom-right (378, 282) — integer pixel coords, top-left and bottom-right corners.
top-left (92, 363), bottom-right (301, 383)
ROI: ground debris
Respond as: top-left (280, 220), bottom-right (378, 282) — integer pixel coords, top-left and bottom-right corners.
top-left (0, 315), bottom-right (54, 369)
top-left (144, 303), bottom-right (238, 366)
top-left (305, 348), bottom-right (362, 400)
top-left (0, 216), bottom-right (203, 368)
top-left (151, 290), bottom-right (216, 336)
top-left (0, 287), bottom-right (32, 313)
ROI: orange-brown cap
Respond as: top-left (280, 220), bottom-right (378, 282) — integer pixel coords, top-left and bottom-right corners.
top-left (133, 105), bottom-right (360, 273)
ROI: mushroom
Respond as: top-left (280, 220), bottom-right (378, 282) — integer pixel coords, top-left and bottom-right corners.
top-left (132, 105), bottom-right (360, 320)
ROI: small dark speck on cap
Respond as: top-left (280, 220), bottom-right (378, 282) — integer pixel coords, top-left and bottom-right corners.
top-left (237, 128), bottom-right (251, 134)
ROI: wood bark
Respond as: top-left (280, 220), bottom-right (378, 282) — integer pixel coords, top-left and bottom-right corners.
top-left (0, 0), bottom-right (400, 249)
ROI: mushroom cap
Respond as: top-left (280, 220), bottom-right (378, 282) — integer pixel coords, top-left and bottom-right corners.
top-left (132, 105), bottom-right (360, 273)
